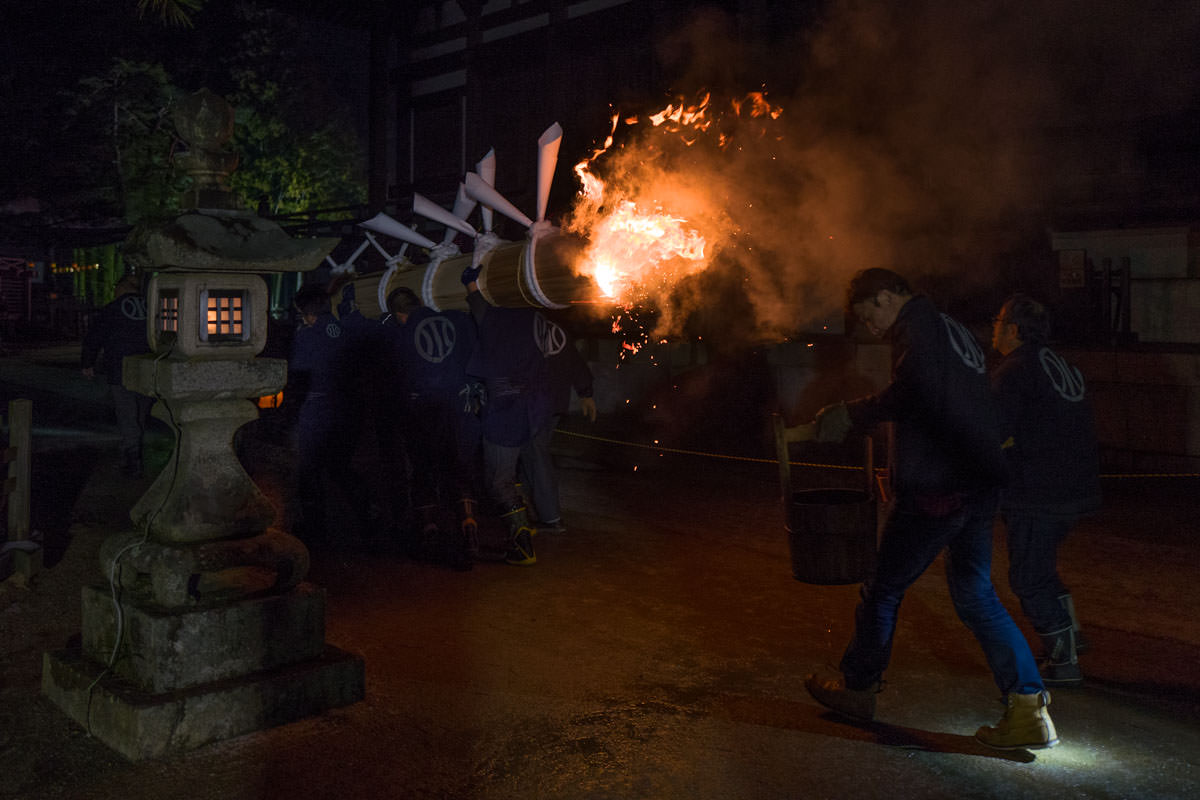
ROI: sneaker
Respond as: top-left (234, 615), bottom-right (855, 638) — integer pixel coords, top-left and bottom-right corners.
top-left (804, 673), bottom-right (878, 721)
top-left (975, 691), bottom-right (1059, 750)
top-left (536, 519), bottom-right (567, 535)
top-left (504, 528), bottom-right (536, 566)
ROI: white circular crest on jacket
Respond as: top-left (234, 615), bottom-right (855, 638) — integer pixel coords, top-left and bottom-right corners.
top-left (1038, 347), bottom-right (1086, 402)
top-left (325, 322), bottom-right (342, 339)
top-left (534, 314), bottom-right (567, 357)
top-left (941, 313), bottom-right (986, 374)
top-left (120, 296), bottom-right (147, 321)
top-left (414, 316), bottom-right (457, 363)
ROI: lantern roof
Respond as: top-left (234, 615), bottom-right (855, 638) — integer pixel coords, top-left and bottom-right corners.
top-left (124, 209), bottom-right (338, 273)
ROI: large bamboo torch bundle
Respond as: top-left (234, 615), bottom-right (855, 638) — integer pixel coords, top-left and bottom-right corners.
top-left (342, 122), bottom-right (599, 316)
top-left (342, 231), bottom-right (595, 317)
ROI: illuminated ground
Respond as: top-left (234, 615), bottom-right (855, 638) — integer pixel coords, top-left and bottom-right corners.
top-left (2, 344), bottom-right (1198, 799)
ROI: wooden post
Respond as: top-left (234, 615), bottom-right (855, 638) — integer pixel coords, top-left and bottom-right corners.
top-left (4, 398), bottom-right (39, 583)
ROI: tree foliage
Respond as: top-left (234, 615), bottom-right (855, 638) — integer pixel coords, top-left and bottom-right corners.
top-left (17, 1), bottom-right (365, 228)
top-left (136, 0), bottom-right (205, 29)
top-left (222, 4), bottom-right (366, 217)
top-left (59, 59), bottom-right (186, 226)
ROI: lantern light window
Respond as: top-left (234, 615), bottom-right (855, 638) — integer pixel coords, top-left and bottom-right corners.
top-left (201, 289), bottom-right (249, 342)
top-left (157, 290), bottom-right (180, 334)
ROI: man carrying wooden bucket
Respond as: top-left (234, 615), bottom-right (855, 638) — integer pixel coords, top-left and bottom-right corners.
top-left (803, 268), bottom-right (1059, 750)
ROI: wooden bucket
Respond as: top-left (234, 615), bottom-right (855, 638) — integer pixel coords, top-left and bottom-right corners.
top-left (786, 488), bottom-right (877, 585)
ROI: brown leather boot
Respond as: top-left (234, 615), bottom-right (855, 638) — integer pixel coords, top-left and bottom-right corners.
top-left (975, 691), bottom-right (1059, 750)
top-left (804, 673), bottom-right (879, 721)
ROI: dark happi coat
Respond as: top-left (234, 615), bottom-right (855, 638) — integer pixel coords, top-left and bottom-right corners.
top-left (991, 342), bottom-right (1102, 516)
top-left (466, 291), bottom-right (555, 447)
top-left (846, 294), bottom-right (1006, 501)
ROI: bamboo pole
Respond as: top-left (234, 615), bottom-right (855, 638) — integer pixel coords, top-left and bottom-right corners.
top-left (346, 231), bottom-right (598, 317)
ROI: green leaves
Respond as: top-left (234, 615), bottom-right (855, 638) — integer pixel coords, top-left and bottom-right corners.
top-left (136, 0), bottom-right (205, 29)
top-left (61, 59), bottom-right (185, 226)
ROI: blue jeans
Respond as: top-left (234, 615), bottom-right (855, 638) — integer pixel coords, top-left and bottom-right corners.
top-left (839, 491), bottom-right (1044, 697)
top-left (1003, 512), bottom-right (1073, 635)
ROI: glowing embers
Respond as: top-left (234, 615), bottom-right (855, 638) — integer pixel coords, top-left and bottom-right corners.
top-left (201, 289), bottom-right (248, 342)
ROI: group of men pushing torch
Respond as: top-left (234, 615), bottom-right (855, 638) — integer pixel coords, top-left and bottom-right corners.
top-left (288, 258), bottom-right (1098, 751)
top-left (288, 259), bottom-right (596, 571)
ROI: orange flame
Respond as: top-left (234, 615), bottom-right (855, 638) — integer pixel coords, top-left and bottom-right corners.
top-left (565, 92), bottom-right (782, 357)
top-left (567, 92), bottom-right (782, 310)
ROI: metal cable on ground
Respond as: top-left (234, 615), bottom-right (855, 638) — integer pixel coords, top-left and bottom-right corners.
top-left (555, 428), bottom-right (1200, 479)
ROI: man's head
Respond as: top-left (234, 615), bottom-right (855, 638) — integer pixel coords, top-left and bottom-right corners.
top-left (845, 268), bottom-right (912, 337)
top-left (992, 293), bottom-right (1049, 355)
top-left (293, 285), bottom-right (330, 326)
top-left (386, 287), bottom-right (422, 322)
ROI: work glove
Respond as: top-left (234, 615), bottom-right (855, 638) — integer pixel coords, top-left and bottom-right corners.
top-left (814, 402), bottom-right (852, 443)
top-left (461, 264), bottom-right (482, 287)
top-left (579, 396), bottom-right (597, 422)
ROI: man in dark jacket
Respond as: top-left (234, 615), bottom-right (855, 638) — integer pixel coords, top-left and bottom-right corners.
top-left (385, 286), bottom-right (480, 569)
top-left (991, 294), bottom-right (1101, 686)
top-left (461, 264), bottom-right (551, 566)
top-left (80, 273), bottom-right (151, 476)
top-left (804, 268), bottom-right (1057, 751)
top-left (289, 284), bottom-right (373, 549)
top-left (517, 312), bottom-right (597, 535)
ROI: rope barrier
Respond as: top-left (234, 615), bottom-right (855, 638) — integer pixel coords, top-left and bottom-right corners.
top-left (556, 428), bottom-right (1200, 480)
top-left (1098, 472), bottom-right (1200, 479)
top-left (559, 429), bottom-right (869, 472)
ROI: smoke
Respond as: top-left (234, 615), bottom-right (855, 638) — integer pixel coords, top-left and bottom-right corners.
top-left (564, 0), bottom-right (1200, 342)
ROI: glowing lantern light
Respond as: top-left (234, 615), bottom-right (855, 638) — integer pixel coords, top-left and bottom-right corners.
top-left (201, 289), bottom-right (247, 342)
top-left (147, 274), bottom-right (265, 359)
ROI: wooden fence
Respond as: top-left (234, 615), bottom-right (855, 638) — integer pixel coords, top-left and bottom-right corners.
top-left (2, 398), bottom-right (38, 585)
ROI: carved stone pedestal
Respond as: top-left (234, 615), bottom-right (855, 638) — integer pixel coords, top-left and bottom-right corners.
top-left (41, 88), bottom-right (355, 761)
top-left (42, 582), bottom-right (363, 761)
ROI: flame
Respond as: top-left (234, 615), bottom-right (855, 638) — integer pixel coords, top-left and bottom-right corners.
top-left (567, 92), bottom-right (782, 310)
top-left (584, 200), bottom-right (707, 298)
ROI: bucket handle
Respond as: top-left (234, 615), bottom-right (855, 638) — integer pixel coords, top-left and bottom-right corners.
top-left (773, 413), bottom-right (876, 502)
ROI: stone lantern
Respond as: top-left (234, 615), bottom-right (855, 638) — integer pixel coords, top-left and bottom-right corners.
top-left (42, 89), bottom-right (365, 760)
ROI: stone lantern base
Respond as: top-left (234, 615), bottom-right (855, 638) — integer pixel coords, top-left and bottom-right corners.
top-left (41, 349), bottom-right (366, 760)
top-left (42, 580), bottom-right (364, 761)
